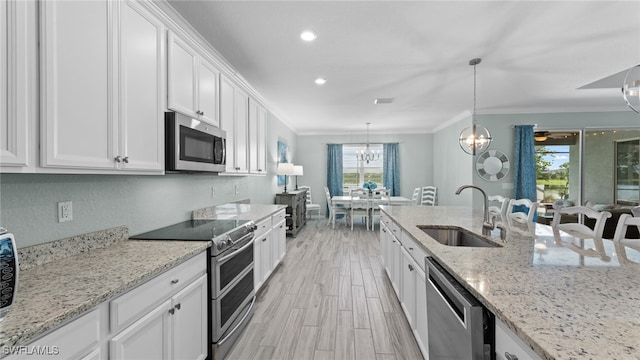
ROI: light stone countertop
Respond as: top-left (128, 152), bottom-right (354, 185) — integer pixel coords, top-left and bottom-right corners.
top-left (192, 203), bottom-right (287, 221)
top-left (381, 205), bottom-right (640, 360)
top-left (0, 238), bottom-right (210, 351)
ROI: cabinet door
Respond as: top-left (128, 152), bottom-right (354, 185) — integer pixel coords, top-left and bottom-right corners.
top-left (119, 0), bottom-right (164, 172)
top-left (400, 246), bottom-right (416, 328)
top-left (248, 98), bottom-right (266, 174)
top-left (274, 219), bottom-right (286, 263)
top-left (172, 274), bottom-right (208, 360)
top-left (0, 0), bottom-right (31, 168)
top-left (167, 31), bottom-right (197, 118)
top-left (220, 76), bottom-right (237, 172)
top-left (40, 0), bottom-right (117, 169)
top-left (253, 234), bottom-right (263, 290)
top-left (414, 266), bottom-right (429, 357)
top-left (390, 234), bottom-right (401, 296)
top-left (110, 299), bottom-right (172, 360)
top-left (234, 87), bottom-right (249, 173)
top-left (260, 230), bottom-right (273, 283)
top-left (197, 59), bottom-right (219, 127)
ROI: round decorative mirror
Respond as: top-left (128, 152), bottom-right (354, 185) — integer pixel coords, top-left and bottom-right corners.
top-left (476, 150), bottom-right (510, 181)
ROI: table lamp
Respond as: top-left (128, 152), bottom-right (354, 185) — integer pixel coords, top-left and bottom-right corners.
top-left (292, 165), bottom-right (304, 190)
top-left (277, 163), bottom-right (295, 193)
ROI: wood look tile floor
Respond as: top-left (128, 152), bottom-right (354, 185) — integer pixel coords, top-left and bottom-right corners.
top-left (227, 219), bottom-right (424, 360)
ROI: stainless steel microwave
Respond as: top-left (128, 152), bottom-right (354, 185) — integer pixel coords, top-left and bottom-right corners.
top-left (165, 112), bottom-right (226, 173)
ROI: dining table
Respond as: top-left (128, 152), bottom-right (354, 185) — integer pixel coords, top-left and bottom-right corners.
top-left (330, 194), bottom-right (412, 229)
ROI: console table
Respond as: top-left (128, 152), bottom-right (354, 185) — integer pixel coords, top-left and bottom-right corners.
top-left (275, 190), bottom-right (307, 237)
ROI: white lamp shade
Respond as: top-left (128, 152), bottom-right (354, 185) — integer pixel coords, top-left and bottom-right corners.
top-left (277, 162), bottom-right (295, 175)
top-left (292, 165), bottom-right (304, 176)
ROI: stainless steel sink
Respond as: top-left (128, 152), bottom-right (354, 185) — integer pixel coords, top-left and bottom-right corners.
top-left (417, 225), bottom-right (502, 248)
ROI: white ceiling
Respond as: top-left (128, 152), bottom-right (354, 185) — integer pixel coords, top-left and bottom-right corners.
top-left (166, 0), bottom-right (640, 135)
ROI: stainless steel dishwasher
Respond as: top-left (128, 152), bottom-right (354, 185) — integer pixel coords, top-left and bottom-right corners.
top-left (426, 257), bottom-right (494, 360)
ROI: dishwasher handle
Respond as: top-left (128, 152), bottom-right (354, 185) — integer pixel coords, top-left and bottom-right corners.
top-left (426, 256), bottom-right (481, 330)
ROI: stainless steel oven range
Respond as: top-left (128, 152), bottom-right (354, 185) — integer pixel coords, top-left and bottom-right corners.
top-left (132, 218), bottom-right (257, 360)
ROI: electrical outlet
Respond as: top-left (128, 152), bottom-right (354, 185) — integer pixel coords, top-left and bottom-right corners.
top-left (58, 201), bottom-right (73, 223)
top-left (211, 186), bottom-right (215, 199)
top-left (235, 185), bottom-right (239, 194)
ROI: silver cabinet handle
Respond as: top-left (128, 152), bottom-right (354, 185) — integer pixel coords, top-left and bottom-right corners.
top-left (505, 352), bottom-right (518, 360)
top-left (409, 247), bottom-right (414, 250)
top-left (408, 264), bottom-right (414, 271)
top-left (168, 308), bottom-right (175, 315)
top-left (235, 167), bottom-right (241, 170)
top-left (123, 156), bottom-right (129, 164)
top-left (175, 303), bottom-right (181, 310)
top-left (114, 156), bottom-right (122, 163)
top-left (170, 279), bottom-right (179, 284)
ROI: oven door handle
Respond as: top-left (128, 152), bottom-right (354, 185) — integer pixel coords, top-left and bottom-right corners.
top-left (217, 295), bottom-right (256, 346)
top-left (217, 236), bottom-right (255, 263)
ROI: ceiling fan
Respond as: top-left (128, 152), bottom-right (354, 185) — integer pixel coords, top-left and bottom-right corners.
top-left (534, 131), bottom-right (578, 144)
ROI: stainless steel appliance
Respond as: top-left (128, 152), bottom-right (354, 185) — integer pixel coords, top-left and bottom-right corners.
top-left (0, 227), bottom-right (18, 322)
top-left (165, 111), bottom-right (226, 173)
top-left (132, 219), bottom-right (257, 360)
top-left (426, 257), bottom-right (494, 360)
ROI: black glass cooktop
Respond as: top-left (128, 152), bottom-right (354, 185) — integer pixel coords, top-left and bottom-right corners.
top-left (131, 219), bottom-right (252, 241)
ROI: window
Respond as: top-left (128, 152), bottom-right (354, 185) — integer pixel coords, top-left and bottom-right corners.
top-left (342, 144), bottom-right (383, 192)
top-left (535, 131), bottom-right (578, 205)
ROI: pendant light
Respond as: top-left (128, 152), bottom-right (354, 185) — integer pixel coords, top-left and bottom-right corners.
top-left (623, 64), bottom-right (640, 114)
top-left (356, 122), bottom-right (380, 164)
top-left (459, 58), bottom-right (492, 155)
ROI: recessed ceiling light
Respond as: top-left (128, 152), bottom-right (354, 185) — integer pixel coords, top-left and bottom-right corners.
top-left (315, 78), bottom-right (327, 85)
top-left (300, 31), bottom-right (317, 42)
top-left (374, 98), bottom-right (395, 104)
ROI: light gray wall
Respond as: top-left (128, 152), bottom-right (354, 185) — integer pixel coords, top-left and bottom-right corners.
top-left (295, 133), bottom-right (433, 215)
top-left (0, 111), bottom-right (297, 248)
top-left (432, 117), bottom-right (474, 206)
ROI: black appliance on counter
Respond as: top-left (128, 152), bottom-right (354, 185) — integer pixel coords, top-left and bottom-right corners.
top-left (132, 219), bottom-right (257, 360)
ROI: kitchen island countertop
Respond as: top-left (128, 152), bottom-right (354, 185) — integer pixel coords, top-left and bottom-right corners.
top-left (381, 205), bottom-right (640, 360)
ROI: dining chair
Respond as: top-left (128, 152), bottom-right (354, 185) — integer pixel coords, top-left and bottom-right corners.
top-left (324, 186), bottom-right (349, 228)
top-left (299, 186), bottom-right (321, 219)
top-left (370, 188), bottom-right (390, 231)
top-left (411, 187), bottom-right (421, 205)
top-left (507, 198), bottom-right (538, 223)
top-left (488, 195), bottom-right (509, 219)
top-left (349, 188), bottom-right (370, 231)
top-left (612, 213), bottom-right (640, 267)
top-left (551, 205), bottom-right (611, 241)
top-left (421, 186), bottom-right (437, 206)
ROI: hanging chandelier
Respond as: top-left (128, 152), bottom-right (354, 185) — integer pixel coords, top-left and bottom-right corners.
top-left (357, 122), bottom-right (380, 164)
top-left (459, 58), bottom-right (492, 155)
top-left (623, 64), bottom-right (640, 114)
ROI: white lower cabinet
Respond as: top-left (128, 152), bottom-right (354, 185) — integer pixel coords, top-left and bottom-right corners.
top-left (111, 274), bottom-right (207, 360)
top-left (379, 216), bottom-right (428, 359)
top-left (254, 210), bottom-right (287, 292)
top-left (495, 317), bottom-right (541, 360)
top-left (7, 252), bottom-right (208, 360)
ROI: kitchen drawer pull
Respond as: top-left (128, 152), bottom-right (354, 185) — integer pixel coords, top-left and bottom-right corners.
top-left (236, 167), bottom-right (241, 170)
top-left (409, 247), bottom-right (414, 250)
top-left (504, 352), bottom-right (518, 360)
top-left (175, 303), bottom-right (181, 310)
top-left (168, 308), bottom-right (175, 315)
top-left (408, 264), bottom-right (414, 271)
top-left (170, 279), bottom-right (179, 284)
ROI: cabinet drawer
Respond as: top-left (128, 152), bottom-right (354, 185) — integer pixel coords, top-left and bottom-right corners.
top-left (402, 231), bottom-right (428, 271)
top-left (109, 252), bottom-right (206, 333)
top-left (8, 308), bottom-right (101, 360)
top-left (272, 210), bottom-right (286, 224)
top-left (495, 317), bottom-right (540, 360)
top-left (255, 217), bottom-right (272, 237)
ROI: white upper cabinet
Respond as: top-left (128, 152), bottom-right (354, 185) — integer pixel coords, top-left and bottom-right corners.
top-left (119, 0), bottom-right (165, 172)
top-left (40, 0), bottom-right (116, 170)
top-left (220, 75), bottom-right (249, 174)
top-left (168, 31), bottom-right (219, 127)
top-left (248, 97), bottom-right (267, 175)
top-left (0, 0), bottom-right (35, 171)
top-left (40, 0), bottom-right (165, 173)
